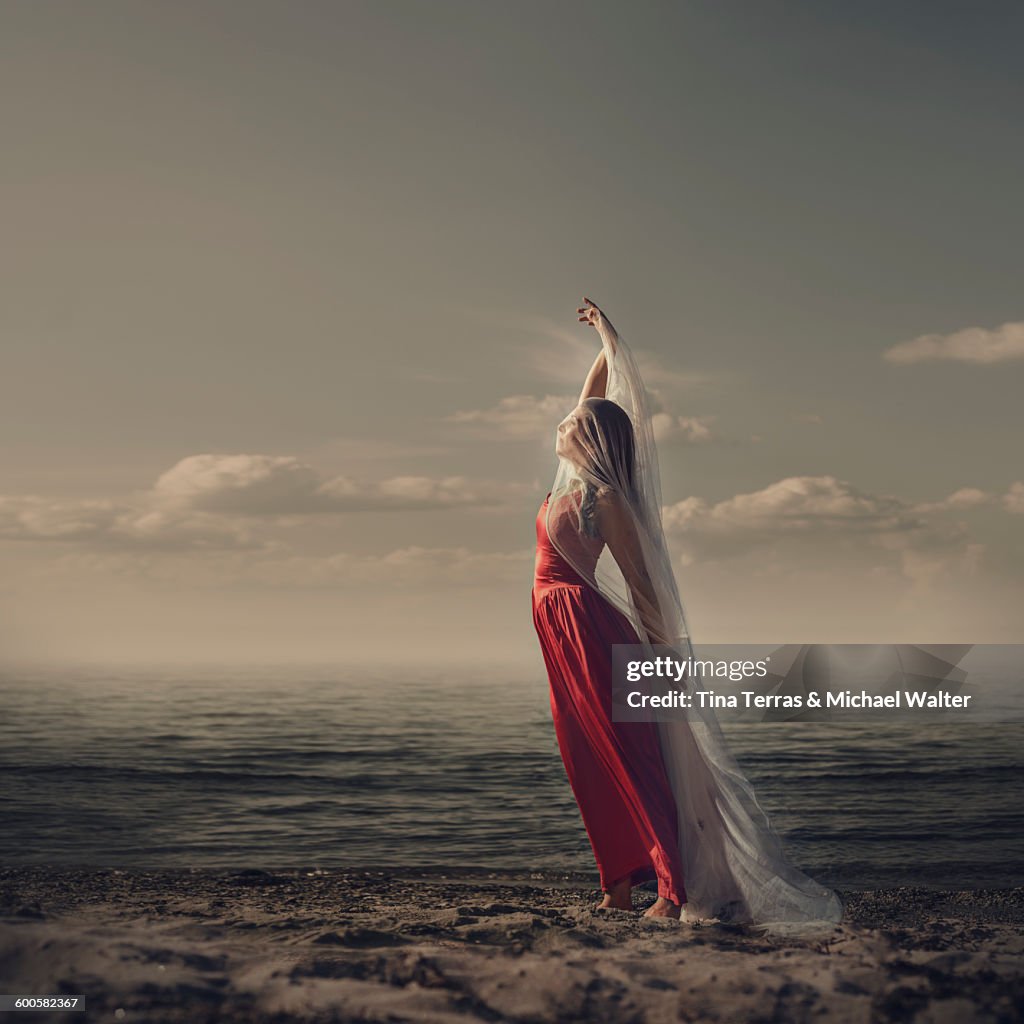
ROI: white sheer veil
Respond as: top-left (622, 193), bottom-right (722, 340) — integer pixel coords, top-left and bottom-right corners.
top-left (544, 311), bottom-right (844, 937)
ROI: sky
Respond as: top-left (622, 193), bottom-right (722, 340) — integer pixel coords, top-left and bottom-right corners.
top-left (2, 0), bottom-right (1022, 668)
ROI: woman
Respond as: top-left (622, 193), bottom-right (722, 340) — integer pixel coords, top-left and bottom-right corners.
top-left (532, 298), bottom-right (844, 935)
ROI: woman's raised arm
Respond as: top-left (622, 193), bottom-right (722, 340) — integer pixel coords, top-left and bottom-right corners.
top-left (577, 297), bottom-right (619, 404)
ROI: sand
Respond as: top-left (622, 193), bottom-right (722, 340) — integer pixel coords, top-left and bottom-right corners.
top-left (1, 866), bottom-right (1022, 1023)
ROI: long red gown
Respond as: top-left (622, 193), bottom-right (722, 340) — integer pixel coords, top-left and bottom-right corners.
top-left (531, 491), bottom-right (687, 905)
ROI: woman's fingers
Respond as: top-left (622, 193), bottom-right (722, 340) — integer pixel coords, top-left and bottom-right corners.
top-left (577, 297), bottom-right (601, 326)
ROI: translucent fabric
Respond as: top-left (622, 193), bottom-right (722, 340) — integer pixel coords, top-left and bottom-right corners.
top-left (545, 315), bottom-right (844, 937)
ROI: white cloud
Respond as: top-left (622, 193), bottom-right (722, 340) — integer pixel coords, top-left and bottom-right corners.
top-left (884, 320), bottom-right (1024, 365)
top-left (0, 455), bottom-right (538, 555)
top-left (1004, 482), bottom-right (1024, 514)
top-left (153, 454), bottom-right (532, 512)
top-left (0, 494), bottom-right (261, 551)
top-left (0, 496), bottom-right (120, 541)
top-left (938, 487), bottom-right (992, 509)
top-left (912, 487), bottom-right (994, 515)
top-left (911, 484), bottom-right (1024, 517)
top-left (449, 390), bottom-right (719, 446)
top-left (448, 308), bottom-right (715, 444)
top-left (661, 475), bottom-right (980, 588)
top-left (664, 476), bottom-right (920, 542)
top-left (108, 508), bottom-right (263, 550)
top-left (652, 413), bottom-right (715, 443)
top-left (445, 394), bottom-right (574, 440)
top-left (323, 474), bottom-right (534, 509)
top-left (153, 455), bottom-right (324, 513)
top-left (660, 475), bottom-right (1020, 598)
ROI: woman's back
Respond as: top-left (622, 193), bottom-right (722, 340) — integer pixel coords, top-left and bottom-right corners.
top-left (533, 490), bottom-right (605, 593)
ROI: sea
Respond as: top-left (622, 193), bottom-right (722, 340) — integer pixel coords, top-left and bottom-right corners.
top-left (1, 657), bottom-right (1022, 891)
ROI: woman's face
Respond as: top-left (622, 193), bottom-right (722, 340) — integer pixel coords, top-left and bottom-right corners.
top-left (556, 406), bottom-right (587, 464)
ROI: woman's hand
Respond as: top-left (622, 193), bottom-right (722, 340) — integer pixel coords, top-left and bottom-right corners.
top-left (578, 296), bottom-right (607, 330)
top-left (576, 297), bottom-right (618, 402)
top-left (578, 296), bottom-right (618, 347)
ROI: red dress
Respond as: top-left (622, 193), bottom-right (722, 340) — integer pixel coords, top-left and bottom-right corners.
top-left (531, 491), bottom-right (687, 905)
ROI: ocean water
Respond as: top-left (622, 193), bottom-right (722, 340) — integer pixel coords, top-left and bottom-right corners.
top-left (1, 661), bottom-right (1022, 891)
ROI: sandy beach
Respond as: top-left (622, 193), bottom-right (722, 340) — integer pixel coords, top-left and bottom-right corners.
top-left (1, 867), bottom-right (1022, 1023)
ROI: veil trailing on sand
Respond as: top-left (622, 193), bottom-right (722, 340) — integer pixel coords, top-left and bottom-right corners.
top-left (544, 315), bottom-right (844, 937)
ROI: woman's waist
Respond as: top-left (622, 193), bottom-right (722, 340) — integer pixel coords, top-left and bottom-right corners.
top-left (534, 550), bottom-right (592, 582)
top-left (533, 576), bottom-right (590, 595)
top-left (533, 562), bottom-right (596, 591)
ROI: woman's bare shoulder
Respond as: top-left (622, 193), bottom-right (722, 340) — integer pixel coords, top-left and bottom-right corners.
top-left (593, 487), bottom-right (632, 528)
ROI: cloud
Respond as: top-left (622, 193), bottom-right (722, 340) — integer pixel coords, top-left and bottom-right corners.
top-left (0, 494), bottom-right (261, 551)
top-left (449, 386), bottom-right (722, 446)
top-left (319, 474), bottom-right (534, 510)
top-left (153, 455), bottom-right (324, 514)
top-left (883, 320), bottom-right (1024, 365)
top-left (652, 413), bottom-right (715, 444)
top-left (663, 479), bottom-right (1024, 561)
top-left (0, 496), bottom-right (121, 541)
top-left (445, 394), bottom-right (574, 440)
top-left (447, 309), bottom-right (715, 444)
top-left (0, 455), bottom-right (538, 555)
top-left (662, 475), bottom-right (956, 583)
top-left (659, 475), bottom-right (1011, 595)
top-left (664, 476), bottom-right (921, 542)
top-left (912, 484), bottom-right (1024, 516)
top-left (449, 391), bottom-right (720, 446)
top-left (107, 508), bottom-right (265, 550)
top-left (153, 454), bottom-right (532, 512)
top-left (1004, 482), bottom-right (1024, 514)
top-left (912, 487), bottom-right (994, 515)
top-left (936, 487), bottom-right (992, 509)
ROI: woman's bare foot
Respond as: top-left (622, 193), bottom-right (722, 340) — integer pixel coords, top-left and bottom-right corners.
top-left (597, 875), bottom-right (632, 911)
top-left (643, 897), bottom-right (682, 919)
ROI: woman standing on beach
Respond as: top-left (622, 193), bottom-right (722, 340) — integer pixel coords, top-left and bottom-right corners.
top-left (531, 298), bottom-right (844, 935)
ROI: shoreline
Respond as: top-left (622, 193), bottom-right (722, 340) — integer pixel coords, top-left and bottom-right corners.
top-left (3, 867), bottom-right (1023, 1023)
top-left (3, 862), bottom-right (1019, 892)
